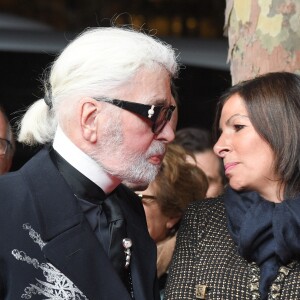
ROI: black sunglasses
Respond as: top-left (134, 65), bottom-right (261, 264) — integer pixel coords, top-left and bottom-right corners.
top-left (96, 98), bottom-right (176, 134)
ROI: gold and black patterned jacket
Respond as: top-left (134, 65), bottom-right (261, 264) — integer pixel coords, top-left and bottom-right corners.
top-left (164, 196), bottom-right (300, 300)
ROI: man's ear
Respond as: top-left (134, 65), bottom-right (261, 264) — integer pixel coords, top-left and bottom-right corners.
top-left (80, 97), bottom-right (100, 143)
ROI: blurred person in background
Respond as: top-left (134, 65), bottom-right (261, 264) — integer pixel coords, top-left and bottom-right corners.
top-left (174, 127), bottom-right (225, 197)
top-left (0, 105), bottom-right (15, 174)
top-left (137, 143), bottom-right (208, 299)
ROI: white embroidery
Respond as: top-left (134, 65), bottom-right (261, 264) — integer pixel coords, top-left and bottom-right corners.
top-left (23, 223), bottom-right (46, 249)
top-left (12, 249), bottom-right (40, 269)
top-left (12, 224), bottom-right (88, 300)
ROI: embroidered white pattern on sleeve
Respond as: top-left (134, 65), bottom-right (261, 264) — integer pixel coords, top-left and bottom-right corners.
top-left (11, 223), bottom-right (88, 300)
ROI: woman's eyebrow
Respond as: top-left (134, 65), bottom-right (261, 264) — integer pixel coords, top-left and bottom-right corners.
top-left (225, 114), bottom-right (249, 125)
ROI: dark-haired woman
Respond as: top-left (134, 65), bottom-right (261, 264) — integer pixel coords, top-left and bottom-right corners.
top-left (165, 72), bottom-right (300, 300)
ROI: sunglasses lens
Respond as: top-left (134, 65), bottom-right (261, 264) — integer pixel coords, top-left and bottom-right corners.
top-left (153, 107), bottom-right (169, 134)
top-left (166, 108), bottom-right (174, 121)
top-left (0, 139), bottom-right (8, 155)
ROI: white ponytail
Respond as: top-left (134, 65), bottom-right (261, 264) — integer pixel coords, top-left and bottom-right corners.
top-left (17, 26), bottom-right (179, 146)
top-left (17, 99), bottom-right (57, 145)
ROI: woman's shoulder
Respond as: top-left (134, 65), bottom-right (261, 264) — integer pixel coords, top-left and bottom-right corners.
top-left (179, 195), bottom-right (225, 228)
top-left (188, 194), bottom-right (225, 214)
top-left (176, 194), bottom-right (226, 245)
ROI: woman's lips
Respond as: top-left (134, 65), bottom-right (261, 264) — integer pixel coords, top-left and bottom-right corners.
top-left (224, 162), bottom-right (239, 175)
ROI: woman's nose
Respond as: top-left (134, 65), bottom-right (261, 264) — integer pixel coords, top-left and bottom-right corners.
top-left (213, 135), bottom-right (231, 158)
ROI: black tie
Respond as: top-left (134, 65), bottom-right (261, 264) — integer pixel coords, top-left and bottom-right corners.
top-left (79, 196), bottom-right (133, 297)
top-left (102, 197), bottom-right (129, 287)
top-left (49, 149), bottom-right (133, 295)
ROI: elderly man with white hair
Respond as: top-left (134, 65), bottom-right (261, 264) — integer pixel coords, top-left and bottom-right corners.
top-left (0, 27), bottom-right (179, 300)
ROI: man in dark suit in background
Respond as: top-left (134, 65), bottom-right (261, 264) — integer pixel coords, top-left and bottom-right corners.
top-left (0, 105), bottom-right (15, 174)
top-left (0, 26), bottom-right (179, 300)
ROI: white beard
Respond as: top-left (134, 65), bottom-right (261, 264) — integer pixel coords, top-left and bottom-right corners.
top-left (89, 113), bottom-right (165, 186)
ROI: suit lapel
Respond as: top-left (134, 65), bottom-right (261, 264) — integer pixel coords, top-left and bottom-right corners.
top-left (22, 148), bottom-right (132, 300)
top-left (42, 218), bottom-right (131, 300)
top-left (114, 185), bottom-right (159, 300)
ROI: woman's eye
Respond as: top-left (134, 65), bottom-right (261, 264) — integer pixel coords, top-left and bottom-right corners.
top-left (233, 124), bottom-right (245, 131)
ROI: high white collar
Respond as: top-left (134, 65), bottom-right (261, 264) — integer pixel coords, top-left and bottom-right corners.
top-left (52, 126), bottom-right (118, 194)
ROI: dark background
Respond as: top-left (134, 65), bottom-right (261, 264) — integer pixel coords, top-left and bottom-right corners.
top-left (0, 0), bottom-right (232, 170)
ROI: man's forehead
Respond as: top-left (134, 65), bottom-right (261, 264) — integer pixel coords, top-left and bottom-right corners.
top-left (115, 67), bottom-right (172, 106)
top-left (143, 86), bottom-right (173, 106)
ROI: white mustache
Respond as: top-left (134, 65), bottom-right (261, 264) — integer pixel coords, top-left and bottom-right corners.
top-left (146, 142), bottom-right (166, 157)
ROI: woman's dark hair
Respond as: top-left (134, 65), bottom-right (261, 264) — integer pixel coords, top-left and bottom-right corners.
top-left (213, 72), bottom-right (300, 199)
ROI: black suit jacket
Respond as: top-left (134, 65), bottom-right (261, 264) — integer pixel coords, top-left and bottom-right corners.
top-left (0, 148), bottom-right (159, 300)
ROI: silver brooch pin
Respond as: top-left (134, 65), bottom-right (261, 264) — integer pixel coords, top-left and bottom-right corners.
top-left (122, 238), bottom-right (132, 268)
top-left (148, 105), bottom-right (155, 119)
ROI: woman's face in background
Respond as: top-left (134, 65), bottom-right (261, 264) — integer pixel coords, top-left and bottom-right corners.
top-left (137, 183), bottom-right (179, 243)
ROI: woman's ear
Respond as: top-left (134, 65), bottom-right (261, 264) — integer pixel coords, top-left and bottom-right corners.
top-left (80, 97), bottom-right (100, 143)
top-left (166, 215), bottom-right (181, 230)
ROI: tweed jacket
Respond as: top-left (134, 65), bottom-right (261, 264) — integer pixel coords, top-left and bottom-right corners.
top-left (164, 196), bottom-right (300, 300)
top-left (0, 148), bottom-right (159, 300)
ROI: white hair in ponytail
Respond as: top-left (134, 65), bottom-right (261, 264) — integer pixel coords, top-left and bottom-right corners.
top-left (17, 26), bottom-right (179, 145)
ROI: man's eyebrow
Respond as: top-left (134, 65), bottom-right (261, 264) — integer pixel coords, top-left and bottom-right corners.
top-left (157, 99), bottom-right (170, 106)
top-left (146, 98), bottom-right (168, 106)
